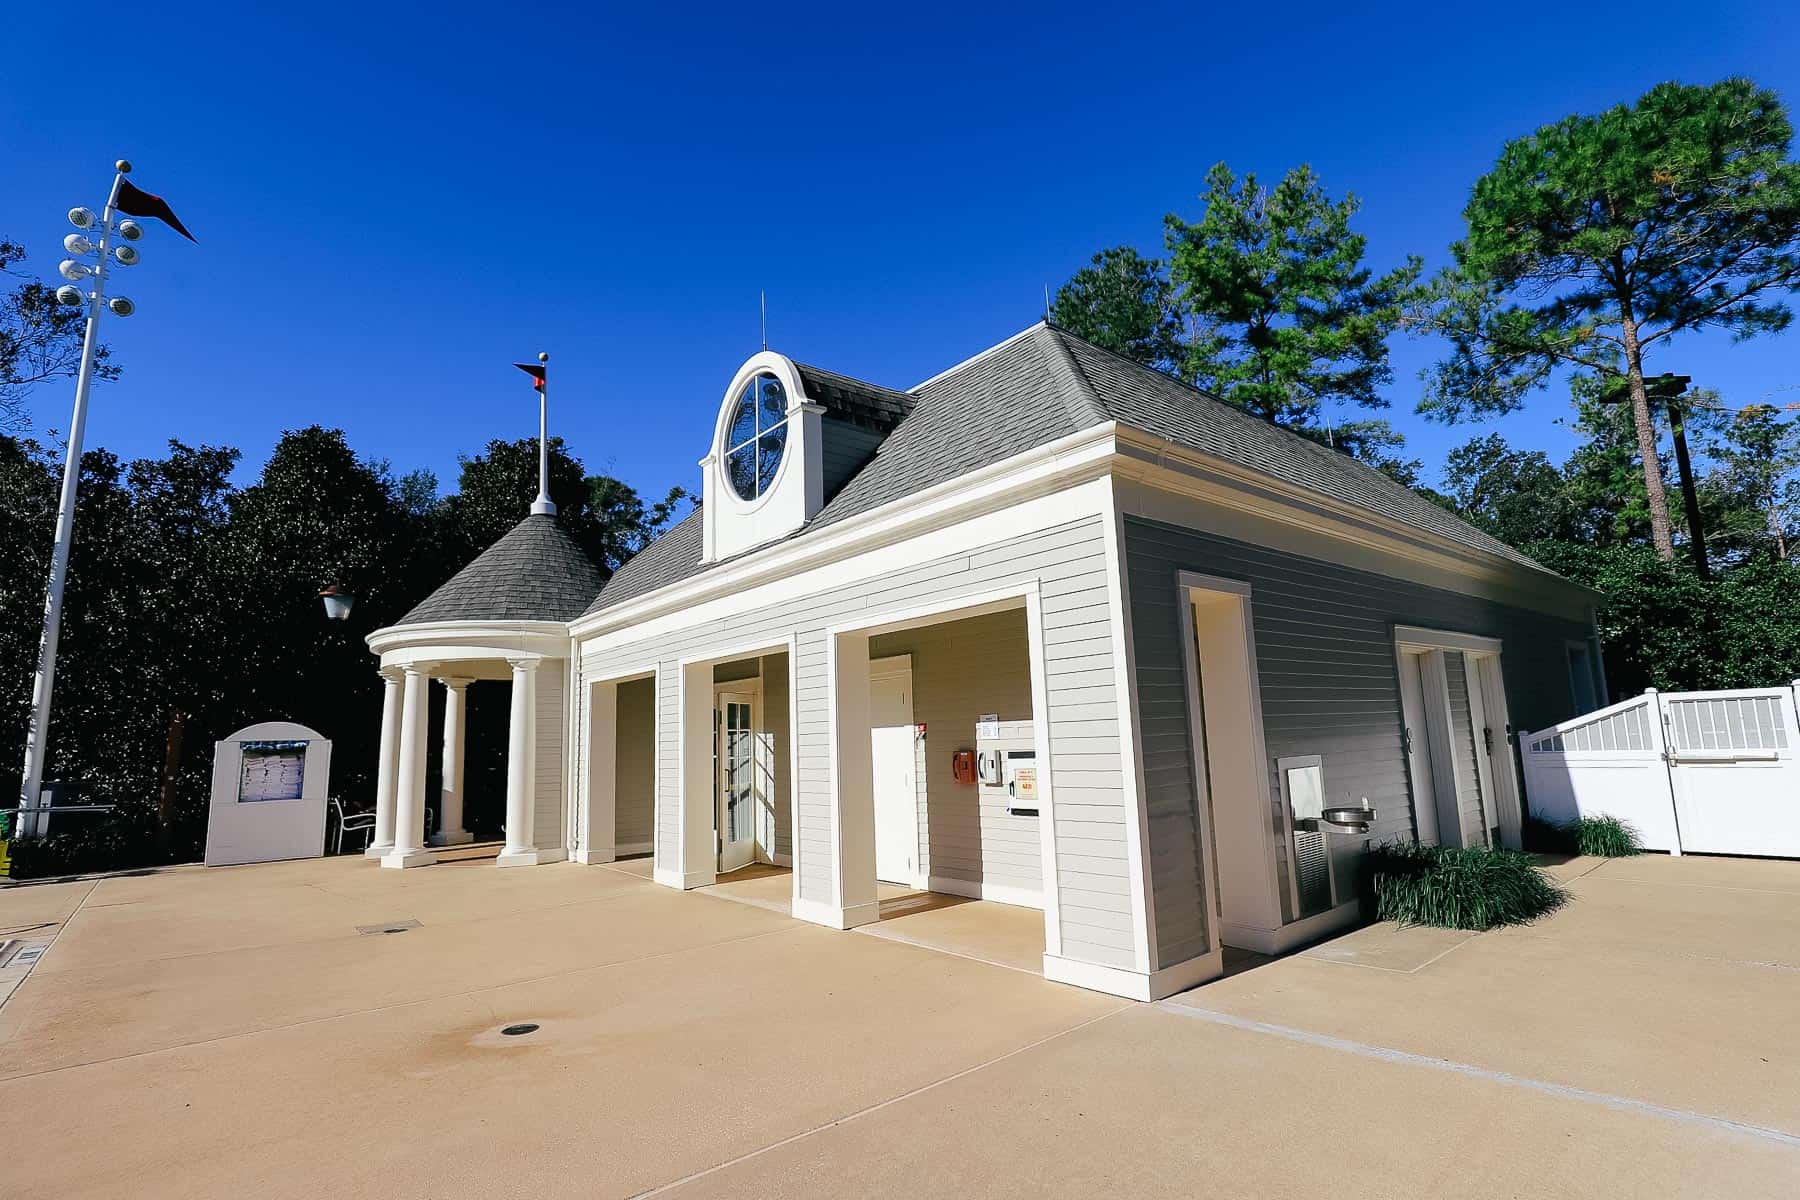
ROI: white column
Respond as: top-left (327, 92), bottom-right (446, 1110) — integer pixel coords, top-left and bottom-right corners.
top-left (366, 667), bottom-right (403, 858)
top-left (573, 679), bottom-right (617, 865)
top-left (807, 631), bottom-right (878, 929)
top-left (431, 677), bottom-right (474, 846)
top-left (382, 665), bottom-right (436, 868)
top-left (498, 657), bottom-right (541, 867)
top-left (657, 660), bottom-right (718, 890)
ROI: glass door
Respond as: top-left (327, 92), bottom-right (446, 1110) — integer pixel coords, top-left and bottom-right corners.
top-left (717, 693), bottom-right (756, 872)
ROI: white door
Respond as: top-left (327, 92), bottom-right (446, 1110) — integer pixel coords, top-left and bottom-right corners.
top-left (870, 666), bottom-right (917, 886)
top-left (1397, 651), bottom-right (1441, 844)
top-left (717, 692), bottom-right (757, 873)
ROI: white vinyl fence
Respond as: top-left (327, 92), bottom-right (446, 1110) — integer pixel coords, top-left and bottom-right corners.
top-left (1521, 683), bottom-right (1800, 859)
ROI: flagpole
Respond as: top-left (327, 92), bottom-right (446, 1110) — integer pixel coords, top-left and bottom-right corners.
top-left (530, 350), bottom-right (555, 516)
top-left (17, 162), bottom-right (128, 826)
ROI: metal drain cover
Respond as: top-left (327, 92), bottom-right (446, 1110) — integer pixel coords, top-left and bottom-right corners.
top-left (356, 919), bottom-right (421, 935)
top-left (501, 1023), bottom-right (540, 1037)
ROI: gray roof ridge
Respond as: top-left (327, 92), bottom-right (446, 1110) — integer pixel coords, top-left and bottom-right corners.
top-left (909, 321), bottom-right (1047, 393)
top-left (1035, 324), bottom-right (1111, 429)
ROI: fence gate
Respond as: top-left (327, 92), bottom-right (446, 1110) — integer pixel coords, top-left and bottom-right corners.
top-left (1661, 689), bottom-right (1800, 858)
top-left (1521, 683), bottom-right (1800, 859)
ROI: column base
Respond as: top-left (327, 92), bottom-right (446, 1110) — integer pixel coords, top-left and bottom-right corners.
top-left (364, 841), bottom-right (395, 860)
top-left (653, 865), bottom-right (717, 890)
top-left (571, 846), bottom-right (615, 865)
top-left (496, 847), bottom-right (543, 868)
top-left (792, 895), bottom-right (880, 930)
top-left (380, 848), bottom-right (437, 870)
top-left (429, 829), bottom-right (474, 847)
top-left (1041, 950), bottom-right (1221, 1001)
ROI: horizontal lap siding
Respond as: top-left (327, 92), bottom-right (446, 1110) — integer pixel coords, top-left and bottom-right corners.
top-left (534, 664), bottom-right (565, 851)
top-left (616, 677), bottom-right (656, 846)
top-left (870, 610), bottom-right (1038, 900)
top-left (580, 514), bottom-right (1137, 968)
top-left (1124, 516), bottom-right (1593, 948)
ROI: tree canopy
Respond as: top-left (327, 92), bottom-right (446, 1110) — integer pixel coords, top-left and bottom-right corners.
top-left (1420, 78), bottom-right (1800, 558)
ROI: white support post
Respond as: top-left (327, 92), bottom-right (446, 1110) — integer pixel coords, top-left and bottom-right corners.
top-left (658, 661), bottom-right (718, 889)
top-left (382, 665), bottom-right (436, 869)
top-left (574, 679), bottom-right (617, 865)
top-left (821, 631), bottom-right (879, 930)
top-left (432, 677), bottom-right (474, 846)
top-left (498, 657), bottom-right (541, 867)
top-left (366, 667), bottom-right (403, 858)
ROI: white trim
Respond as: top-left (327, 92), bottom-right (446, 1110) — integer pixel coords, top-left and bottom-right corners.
top-left (1275, 753), bottom-right (1331, 912)
top-left (927, 875), bottom-right (1043, 910)
top-left (572, 426), bottom-right (1118, 641)
top-left (792, 895), bottom-right (881, 930)
top-left (1112, 428), bottom-right (1594, 615)
top-left (654, 865), bottom-right (715, 889)
top-left (708, 354), bottom-right (805, 515)
top-left (1393, 625), bottom-right (1504, 656)
top-left (1023, 587), bottom-right (1064, 958)
top-left (869, 655), bottom-right (925, 889)
top-left (1101, 481), bottom-right (1156, 975)
top-left (1220, 898), bottom-right (1361, 956)
top-left (1178, 572), bottom-right (1280, 942)
top-left (1042, 949), bottom-right (1221, 1002)
top-left (367, 619), bottom-right (571, 659)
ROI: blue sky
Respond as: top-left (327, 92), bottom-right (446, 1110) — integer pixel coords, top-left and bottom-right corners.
top-left (5, 1), bottom-right (1800, 505)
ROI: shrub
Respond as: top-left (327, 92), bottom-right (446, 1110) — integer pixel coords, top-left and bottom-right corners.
top-left (1365, 841), bottom-right (1568, 931)
top-left (1521, 814), bottom-right (1642, 857)
top-left (1569, 815), bottom-right (1642, 857)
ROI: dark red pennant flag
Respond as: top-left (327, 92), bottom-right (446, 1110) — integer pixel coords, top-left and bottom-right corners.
top-left (514, 362), bottom-right (546, 392)
top-left (115, 178), bottom-right (197, 243)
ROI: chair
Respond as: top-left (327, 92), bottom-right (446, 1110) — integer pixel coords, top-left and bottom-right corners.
top-left (330, 797), bottom-right (376, 855)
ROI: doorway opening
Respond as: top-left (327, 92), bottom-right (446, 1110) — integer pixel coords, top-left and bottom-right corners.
top-left (711, 653), bottom-right (787, 876)
top-left (1392, 628), bottom-right (1522, 849)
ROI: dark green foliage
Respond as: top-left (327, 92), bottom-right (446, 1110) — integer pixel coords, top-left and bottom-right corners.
top-left (1572, 816), bottom-right (1642, 857)
top-left (0, 425), bottom-right (688, 876)
top-left (1050, 247), bottom-right (1183, 372)
top-left (1420, 78), bottom-right (1800, 559)
top-left (1365, 841), bottom-right (1568, 931)
top-left (1523, 815), bottom-right (1643, 857)
top-left (1, 237), bottom-right (117, 430)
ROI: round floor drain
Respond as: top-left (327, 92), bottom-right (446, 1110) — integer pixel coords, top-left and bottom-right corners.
top-left (501, 1023), bottom-right (539, 1037)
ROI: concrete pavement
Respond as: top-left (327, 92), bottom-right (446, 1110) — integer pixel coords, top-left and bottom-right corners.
top-left (1, 849), bottom-right (1794, 1198)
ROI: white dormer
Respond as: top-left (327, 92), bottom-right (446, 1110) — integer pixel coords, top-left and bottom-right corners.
top-left (701, 352), bottom-right (827, 562)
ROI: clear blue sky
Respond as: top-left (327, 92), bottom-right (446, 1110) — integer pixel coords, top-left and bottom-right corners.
top-left (5, 1), bottom-right (1800, 504)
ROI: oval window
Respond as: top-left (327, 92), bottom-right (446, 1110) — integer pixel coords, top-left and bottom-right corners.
top-left (724, 373), bottom-right (788, 501)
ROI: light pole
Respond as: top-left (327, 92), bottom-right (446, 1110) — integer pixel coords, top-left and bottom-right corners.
top-left (16, 160), bottom-right (186, 832)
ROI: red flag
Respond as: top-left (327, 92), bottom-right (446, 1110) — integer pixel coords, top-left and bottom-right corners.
top-left (115, 178), bottom-right (196, 242)
top-left (514, 362), bottom-right (546, 392)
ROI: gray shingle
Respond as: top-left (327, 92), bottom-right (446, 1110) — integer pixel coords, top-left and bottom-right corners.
top-left (584, 323), bottom-right (1560, 617)
top-left (400, 513), bottom-right (605, 625)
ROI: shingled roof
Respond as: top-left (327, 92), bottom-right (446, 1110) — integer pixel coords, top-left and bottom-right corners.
top-left (399, 513), bottom-right (605, 626)
top-left (585, 323), bottom-right (1558, 617)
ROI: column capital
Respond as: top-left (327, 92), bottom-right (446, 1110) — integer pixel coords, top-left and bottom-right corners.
top-left (507, 656), bottom-right (542, 674)
top-left (400, 662), bottom-right (431, 679)
top-left (437, 675), bottom-right (476, 691)
top-left (378, 665), bottom-right (404, 683)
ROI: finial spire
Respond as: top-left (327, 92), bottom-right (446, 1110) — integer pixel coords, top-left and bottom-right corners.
top-left (531, 351), bottom-right (555, 516)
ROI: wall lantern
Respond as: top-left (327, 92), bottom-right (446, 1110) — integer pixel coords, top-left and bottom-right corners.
top-left (319, 584), bottom-right (355, 622)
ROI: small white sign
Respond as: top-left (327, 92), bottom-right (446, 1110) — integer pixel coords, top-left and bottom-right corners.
top-left (976, 714), bottom-right (1000, 740)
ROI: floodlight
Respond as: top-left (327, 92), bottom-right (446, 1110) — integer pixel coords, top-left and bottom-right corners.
top-left (63, 233), bottom-right (93, 256)
top-left (116, 219), bottom-right (143, 241)
top-left (107, 296), bottom-right (134, 317)
top-left (59, 259), bottom-right (90, 282)
top-left (113, 244), bottom-right (139, 266)
top-left (54, 285), bottom-right (84, 306)
top-left (68, 206), bottom-right (97, 230)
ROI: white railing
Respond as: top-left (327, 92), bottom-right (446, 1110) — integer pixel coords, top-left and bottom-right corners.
top-left (1521, 682), bottom-right (1800, 858)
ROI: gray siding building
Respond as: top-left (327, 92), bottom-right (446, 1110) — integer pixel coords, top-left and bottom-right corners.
top-left (365, 323), bottom-right (1602, 1001)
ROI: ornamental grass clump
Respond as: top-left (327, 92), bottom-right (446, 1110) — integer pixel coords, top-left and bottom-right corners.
top-left (1365, 841), bottom-right (1568, 931)
top-left (1523, 814), bottom-right (1643, 857)
top-left (1569, 815), bottom-right (1642, 857)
